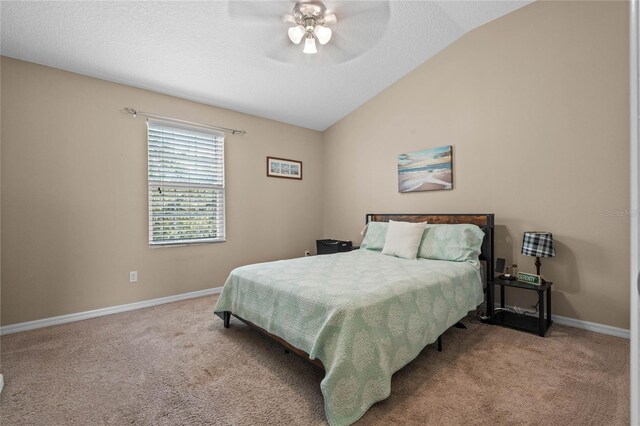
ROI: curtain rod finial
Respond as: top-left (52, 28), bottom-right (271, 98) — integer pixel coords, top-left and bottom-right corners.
top-left (124, 107), bottom-right (137, 117)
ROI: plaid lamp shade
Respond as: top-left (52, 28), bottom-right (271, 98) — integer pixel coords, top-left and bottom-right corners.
top-left (521, 232), bottom-right (556, 257)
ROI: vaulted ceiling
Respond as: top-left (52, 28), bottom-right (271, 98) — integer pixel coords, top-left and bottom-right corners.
top-left (1, 1), bottom-right (530, 131)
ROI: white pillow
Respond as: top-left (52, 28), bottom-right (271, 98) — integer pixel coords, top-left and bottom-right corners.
top-left (381, 220), bottom-right (428, 260)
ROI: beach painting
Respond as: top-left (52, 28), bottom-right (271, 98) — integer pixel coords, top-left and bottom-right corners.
top-left (398, 146), bottom-right (453, 193)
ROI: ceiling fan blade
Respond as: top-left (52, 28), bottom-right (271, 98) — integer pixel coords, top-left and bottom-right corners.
top-left (325, 1), bottom-right (390, 23)
top-left (227, 1), bottom-right (292, 25)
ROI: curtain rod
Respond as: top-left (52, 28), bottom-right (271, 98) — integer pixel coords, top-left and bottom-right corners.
top-left (122, 107), bottom-right (246, 136)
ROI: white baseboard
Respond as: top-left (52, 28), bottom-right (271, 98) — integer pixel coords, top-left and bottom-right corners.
top-left (493, 304), bottom-right (630, 339)
top-left (0, 287), bottom-right (223, 336)
top-left (552, 313), bottom-right (630, 339)
top-left (1, 288), bottom-right (629, 340)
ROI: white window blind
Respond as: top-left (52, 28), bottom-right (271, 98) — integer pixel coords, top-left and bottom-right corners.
top-left (148, 119), bottom-right (225, 245)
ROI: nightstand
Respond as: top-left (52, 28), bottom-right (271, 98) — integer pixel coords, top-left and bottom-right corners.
top-left (488, 278), bottom-right (553, 337)
top-left (316, 239), bottom-right (353, 255)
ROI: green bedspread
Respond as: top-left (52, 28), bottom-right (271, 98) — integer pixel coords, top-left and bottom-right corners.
top-left (213, 249), bottom-right (484, 425)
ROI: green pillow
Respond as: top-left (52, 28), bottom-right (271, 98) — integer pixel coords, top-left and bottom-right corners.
top-left (417, 224), bottom-right (485, 264)
top-left (360, 222), bottom-right (388, 251)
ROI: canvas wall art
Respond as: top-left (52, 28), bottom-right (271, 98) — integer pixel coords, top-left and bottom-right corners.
top-left (398, 145), bottom-right (453, 193)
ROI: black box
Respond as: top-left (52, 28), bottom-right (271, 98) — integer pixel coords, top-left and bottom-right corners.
top-left (316, 239), bottom-right (353, 255)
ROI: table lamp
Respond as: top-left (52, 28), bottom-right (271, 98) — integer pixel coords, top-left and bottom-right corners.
top-left (521, 231), bottom-right (555, 277)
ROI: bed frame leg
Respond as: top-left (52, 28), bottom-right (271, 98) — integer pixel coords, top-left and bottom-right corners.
top-left (223, 311), bottom-right (231, 328)
top-left (437, 336), bottom-right (442, 352)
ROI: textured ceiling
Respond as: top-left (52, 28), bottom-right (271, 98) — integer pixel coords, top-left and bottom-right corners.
top-left (1, 1), bottom-right (530, 131)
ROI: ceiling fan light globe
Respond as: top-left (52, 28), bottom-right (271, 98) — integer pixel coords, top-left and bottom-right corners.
top-left (314, 25), bottom-right (332, 45)
top-left (288, 25), bottom-right (305, 44)
top-left (303, 36), bottom-right (318, 54)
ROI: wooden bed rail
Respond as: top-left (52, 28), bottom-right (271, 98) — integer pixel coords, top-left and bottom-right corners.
top-left (218, 311), bottom-right (444, 371)
top-left (218, 311), bottom-right (325, 370)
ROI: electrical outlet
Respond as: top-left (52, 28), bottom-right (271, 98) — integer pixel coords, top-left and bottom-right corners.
top-left (304, 250), bottom-right (311, 257)
top-left (129, 271), bottom-right (138, 283)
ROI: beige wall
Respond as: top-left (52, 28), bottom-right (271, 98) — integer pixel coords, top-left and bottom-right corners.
top-left (0, 1), bottom-right (631, 330)
top-left (1, 57), bottom-right (324, 325)
top-left (322, 1), bottom-right (630, 328)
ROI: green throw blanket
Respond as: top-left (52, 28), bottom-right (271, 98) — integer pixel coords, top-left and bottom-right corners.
top-left (214, 250), bottom-right (483, 425)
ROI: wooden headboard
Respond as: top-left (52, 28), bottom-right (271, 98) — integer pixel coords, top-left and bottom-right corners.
top-left (365, 213), bottom-right (495, 284)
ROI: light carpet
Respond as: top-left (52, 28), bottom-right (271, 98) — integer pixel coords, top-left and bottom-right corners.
top-left (0, 295), bottom-right (629, 425)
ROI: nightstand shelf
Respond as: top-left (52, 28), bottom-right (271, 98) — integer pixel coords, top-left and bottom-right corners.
top-left (488, 278), bottom-right (553, 337)
top-left (491, 311), bottom-right (547, 333)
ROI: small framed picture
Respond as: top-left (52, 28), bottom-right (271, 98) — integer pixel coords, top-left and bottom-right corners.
top-left (267, 157), bottom-right (302, 180)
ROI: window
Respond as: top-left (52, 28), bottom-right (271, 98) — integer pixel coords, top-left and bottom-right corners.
top-left (147, 119), bottom-right (225, 245)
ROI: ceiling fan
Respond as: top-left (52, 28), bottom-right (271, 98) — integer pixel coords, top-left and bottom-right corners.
top-left (283, 1), bottom-right (337, 54)
top-left (227, 1), bottom-right (391, 65)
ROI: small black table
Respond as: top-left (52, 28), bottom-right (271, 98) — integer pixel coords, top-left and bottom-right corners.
top-left (488, 278), bottom-right (553, 337)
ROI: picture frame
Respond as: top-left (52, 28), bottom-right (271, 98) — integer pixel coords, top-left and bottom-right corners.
top-left (398, 145), bottom-right (453, 193)
top-left (267, 157), bottom-right (303, 180)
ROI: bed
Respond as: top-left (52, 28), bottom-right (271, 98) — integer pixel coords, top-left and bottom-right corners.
top-left (213, 213), bottom-right (494, 425)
